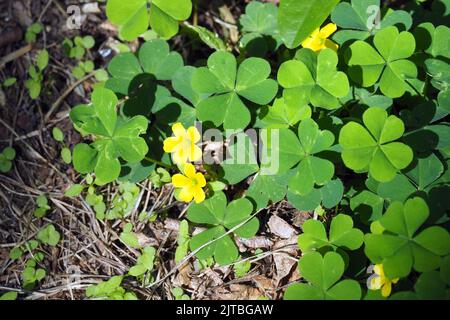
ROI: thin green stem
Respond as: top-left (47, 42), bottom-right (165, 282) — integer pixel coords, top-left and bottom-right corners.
top-left (144, 157), bottom-right (173, 170)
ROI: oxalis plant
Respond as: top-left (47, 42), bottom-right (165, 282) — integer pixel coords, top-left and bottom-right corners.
top-left (58, 0), bottom-right (450, 300)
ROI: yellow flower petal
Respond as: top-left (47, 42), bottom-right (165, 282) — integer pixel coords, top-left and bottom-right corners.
top-left (172, 147), bottom-right (188, 165)
top-left (179, 187), bottom-right (193, 202)
top-left (192, 186), bottom-right (205, 203)
top-left (163, 136), bottom-right (182, 153)
top-left (183, 163), bottom-right (197, 179)
top-left (374, 264), bottom-right (383, 276)
top-left (325, 39), bottom-right (339, 52)
top-left (301, 37), bottom-right (316, 50)
top-left (303, 39), bottom-right (325, 52)
top-left (320, 23), bottom-right (337, 38)
top-left (381, 282), bottom-right (392, 297)
top-left (172, 174), bottom-right (191, 188)
top-left (370, 275), bottom-right (382, 290)
top-left (195, 172), bottom-right (206, 188)
top-left (189, 144), bottom-right (202, 162)
top-left (187, 126), bottom-right (201, 143)
top-left (172, 122), bottom-right (186, 137)
top-left (310, 28), bottom-right (320, 39)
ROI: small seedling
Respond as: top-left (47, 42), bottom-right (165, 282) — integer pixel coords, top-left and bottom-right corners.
top-left (172, 287), bottom-right (190, 300)
top-left (120, 223), bottom-right (140, 248)
top-left (34, 195), bottom-right (51, 218)
top-left (149, 167), bottom-right (171, 188)
top-left (106, 182), bottom-right (141, 220)
top-left (86, 190), bottom-right (107, 220)
top-left (234, 257), bottom-right (251, 278)
top-left (72, 60), bottom-right (95, 80)
top-left (36, 224), bottom-right (61, 246)
top-left (63, 35), bottom-right (95, 60)
top-left (25, 23), bottom-right (43, 43)
top-left (52, 127), bottom-right (72, 164)
top-left (2, 77), bottom-right (17, 88)
top-left (0, 291), bottom-right (18, 300)
top-left (175, 220), bottom-right (190, 263)
top-left (25, 49), bottom-right (49, 99)
top-left (0, 147), bottom-right (16, 173)
top-left (22, 259), bottom-right (46, 288)
top-left (129, 247), bottom-right (156, 285)
top-left (86, 276), bottom-right (138, 300)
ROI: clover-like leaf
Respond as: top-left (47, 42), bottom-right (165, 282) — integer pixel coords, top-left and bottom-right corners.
top-left (284, 251), bottom-right (361, 300)
top-left (287, 178), bottom-right (344, 211)
top-left (350, 189), bottom-right (384, 223)
top-left (106, 39), bottom-right (183, 96)
top-left (219, 130), bottom-right (293, 209)
top-left (331, 0), bottom-right (412, 44)
top-left (172, 66), bottom-right (210, 107)
top-left (239, 1), bottom-right (282, 57)
top-left (106, 0), bottom-right (192, 40)
top-left (240, 1), bottom-right (278, 36)
top-left (220, 133), bottom-right (259, 185)
top-left (192, 51), bottom-right (278, 129)
top-left (278, 48), bottom-right (349, 110)
top-left (414, 23), bottom-right (450, 59)
top-left (258, 97), bottom-right (311, 129)
top-left (187, 192), bottom-right (258, 265)
top-left (425, 58), bottom-right (450, 113)
top-left (377, 153), bottom-right (445, 202)
top-left (288, 119), bottom-right (335, 196)
top-left (391, 271), bottom-right (448, 300)
top-left (70, 88), bottom-right (149, 185)
top-left (184, 24), bottom-right (227, 51)
top-left (221, 122), bottom-right (338, 211)
top-left (298, 214), bottom-right (364, 253)
top-left (351, 87), bottom-right (393, 110)
top-left (346, 26), bottom-right (417, 98)
top-left (278, 0), bottom-right (340, 49)
top-left (339, 107), bottom-right (413, 182)
top-left (364, 197), bottom-right (450, 279)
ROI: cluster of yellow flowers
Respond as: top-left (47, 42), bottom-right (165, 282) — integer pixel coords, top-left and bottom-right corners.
top-left (163, 123), bottom-right (206, 204)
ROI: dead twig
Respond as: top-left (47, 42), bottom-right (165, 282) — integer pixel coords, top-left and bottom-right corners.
top-left (0, 45), bottom-right (33, 70)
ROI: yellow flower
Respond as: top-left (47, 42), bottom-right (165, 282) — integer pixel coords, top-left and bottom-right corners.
top-left (367, 264), bottom-right (399, 297)
top-left (163, 123), bottom-right (202, 165)
top-left (172, 163), bottom-right (206, 203)
top-left (301, 23), bottom-right (339, 52)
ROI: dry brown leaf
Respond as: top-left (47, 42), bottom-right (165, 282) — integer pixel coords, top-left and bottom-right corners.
top-left (292, 210), bottom-right (312, 228)
top-left (268, 215), bottom-right (297, 239)
top-left (203, 268), bottom-right (224, 286)
top-left (173, 263), bottom-right (193, 288)
top-left (273, 252), bottom-right (297, 282)
top-left (273, 235), bottom-right (299, 256)
top-left (208, 284), bottom-right (262, 300)
top-left (136, 233), bottom-right (158, 247)
top-left (252, 275), bottom-right (275, 294)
